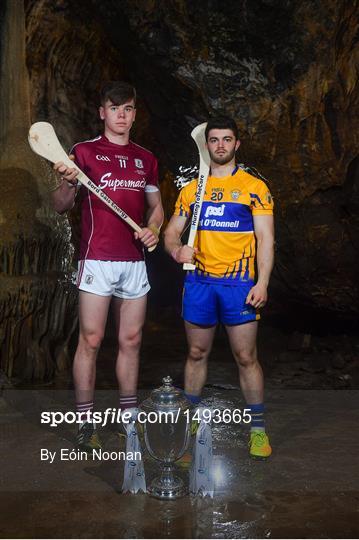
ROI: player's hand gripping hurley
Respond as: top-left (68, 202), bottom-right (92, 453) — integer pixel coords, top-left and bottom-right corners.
top-left (28, 122), bottom-right (156, 252)
top-left (183, 122), bottom-right (211, 270)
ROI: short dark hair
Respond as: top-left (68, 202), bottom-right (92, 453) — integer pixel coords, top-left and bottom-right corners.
top-left (100, 81), bottom-right (136, 106)
top-left (205, 116), bottom-right (239, 141)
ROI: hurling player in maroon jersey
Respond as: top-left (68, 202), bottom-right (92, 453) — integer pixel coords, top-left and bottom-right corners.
top-left (52, 81), bottom-right (164, 452)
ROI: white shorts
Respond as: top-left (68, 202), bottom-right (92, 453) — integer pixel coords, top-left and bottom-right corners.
top-left (76, 260), bottom-right (150, 299)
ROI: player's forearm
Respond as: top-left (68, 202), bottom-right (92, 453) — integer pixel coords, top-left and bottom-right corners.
top-left (163, 226), bottom-right (182, 255)
top-left (146, 200), bottom-right (164, 233)
top-left (51, 181), bottom-right (77, 214)
top-left (256, 235), bottom-right (274, 287)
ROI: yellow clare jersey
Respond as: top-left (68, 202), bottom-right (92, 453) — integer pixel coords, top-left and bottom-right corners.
top-left (174, 167), bottom-right (274, 282)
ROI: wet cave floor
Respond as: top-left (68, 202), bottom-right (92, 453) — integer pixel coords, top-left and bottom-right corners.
top-left (1, 315), bottom-right (359, 538)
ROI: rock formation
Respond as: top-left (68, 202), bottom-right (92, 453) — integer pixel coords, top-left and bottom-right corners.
top-left (0, 0), bottom-right (77, 381)
top-left (25, 0), bottom-right (359, 321)
top-left (1, 0), bottom-right (358, 380)
top-left (94, 0), bottom-right (358, 320)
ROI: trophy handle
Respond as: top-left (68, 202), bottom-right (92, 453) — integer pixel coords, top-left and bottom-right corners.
top-left (174, 417), bottom-right (191, 460)
top-left (143, 422), bottom-right (162, 461)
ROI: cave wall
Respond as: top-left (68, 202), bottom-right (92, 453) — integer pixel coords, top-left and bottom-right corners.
top-left (0, 0), bottom-right (78, 381)
top-left (23, 0), bottom-right (358, 320)
top-left (1, 0), bottom-right (358, 383)
top-left (93, 0), bottom-right (359, 318)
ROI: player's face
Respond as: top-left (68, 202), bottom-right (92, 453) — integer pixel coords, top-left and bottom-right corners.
top-left (206, 129), bottom-right (240, 165)
top-left (99, 99), bottom-right (136, 136)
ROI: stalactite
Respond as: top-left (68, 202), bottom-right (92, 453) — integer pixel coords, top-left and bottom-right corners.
top-left (0, 0), bottom-right (78, 381)
top-left (0, 278), bottom-right (78, 380)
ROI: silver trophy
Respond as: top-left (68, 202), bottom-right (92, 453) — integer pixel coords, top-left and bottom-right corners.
top-left (140, 376), bottom-right (191, 499)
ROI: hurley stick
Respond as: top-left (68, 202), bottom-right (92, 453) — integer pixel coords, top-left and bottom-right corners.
top-left (183, 122), bottom-right (211, 270)
top-left (28, 122), bottom-right (156, 252)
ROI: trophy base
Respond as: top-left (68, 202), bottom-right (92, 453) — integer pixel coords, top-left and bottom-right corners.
top-left (148, 475), bottom-right (188, 500)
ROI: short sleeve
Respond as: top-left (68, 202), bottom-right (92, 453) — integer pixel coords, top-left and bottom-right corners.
top-left (250, 180), bottom-right (274, 215)
top-left (69, 144), bottom-right (87, 194)
top-left (71, 145), bottom-right (86, 171)
top-left (145, 156), bottom-right (159, 188)
top-left (174, 185), bottom-right (192, 218)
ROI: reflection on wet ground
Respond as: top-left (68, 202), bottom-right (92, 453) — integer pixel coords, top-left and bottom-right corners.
top-left (1, 318), bottom-right (359, 538)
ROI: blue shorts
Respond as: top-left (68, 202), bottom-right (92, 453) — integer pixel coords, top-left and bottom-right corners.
top-left (182, 275), bottom-right (259, 326)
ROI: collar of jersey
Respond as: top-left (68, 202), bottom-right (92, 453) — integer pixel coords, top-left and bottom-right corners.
top-left (101, 134), bottom-right (132, 148)
top-left (208, 165), bottom-right (240, 181)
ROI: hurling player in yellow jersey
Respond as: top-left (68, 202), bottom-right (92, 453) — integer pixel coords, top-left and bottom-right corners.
top-left (164, 116), bottom-right (274, 458)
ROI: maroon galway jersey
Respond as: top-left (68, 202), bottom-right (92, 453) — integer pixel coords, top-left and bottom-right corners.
top-left (72, 135), bottom-right (159, 261)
